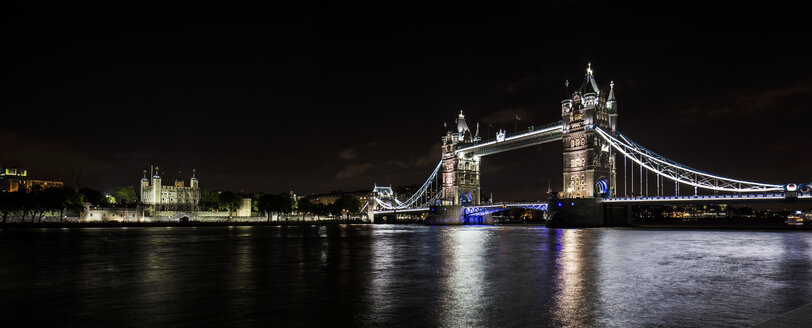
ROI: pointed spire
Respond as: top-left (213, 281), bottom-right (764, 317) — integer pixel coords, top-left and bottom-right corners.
top-left (456, 110), bottom-right (470, 134)
top-left (564, 79), bottom-right (571, 99)
top-left (578, 62), bottom-right (600, 94)
top-left (608, 81), bottom-right (616, 100)
top-left (474, 122), bottom-right (480, 138)
top-left (607, 80), bottom-right (617, 111)
top-left (142, 170), bottom-right (147, 179)
top-left (192, 169), bottom-right (197, 179)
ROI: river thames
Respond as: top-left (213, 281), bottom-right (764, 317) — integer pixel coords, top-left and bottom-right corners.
top-left (0, 225), bottom-right (810, 327)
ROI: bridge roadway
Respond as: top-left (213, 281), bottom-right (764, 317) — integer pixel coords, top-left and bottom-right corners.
top-left (372, 193), bottom-right (812, 217)
top-left (604, 193), bottom-right (812, 203)
top-left (463, 203), bottom-right (548, 215)
top-left (373, 202), bottom-right (549, 216)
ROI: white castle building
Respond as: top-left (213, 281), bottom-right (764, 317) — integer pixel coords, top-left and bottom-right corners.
top-left (140, 167), bottom-right (200, 211)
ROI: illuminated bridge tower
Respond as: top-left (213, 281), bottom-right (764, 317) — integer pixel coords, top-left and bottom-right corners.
top-left (561, 64), bottom-right (617, 198)
top-left (441, 111), bottom-right (481, 206)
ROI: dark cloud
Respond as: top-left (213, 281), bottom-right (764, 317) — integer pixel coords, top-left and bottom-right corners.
top-left (385, 142), bottom-right (442, 169)
top-left (495, 76), bottom-right (534, 94)
top-left (671, 82), bottom-right (812, 123)
top-left (336, 163), bottom-right (373, 179)
top-left (337, 148), bottom-right (356, 160)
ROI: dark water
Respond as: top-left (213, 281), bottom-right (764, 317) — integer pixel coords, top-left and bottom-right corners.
top-left (1, 225), bottom-right (810, 327)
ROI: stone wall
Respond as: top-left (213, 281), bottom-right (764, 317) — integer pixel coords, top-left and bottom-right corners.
top-left (81, 205), bottom-right (145, 223)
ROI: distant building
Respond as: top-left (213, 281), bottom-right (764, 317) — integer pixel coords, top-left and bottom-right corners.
top-left (396, 183), bottom-right (441, 203)
top-left (0, 166), bottom-right (64, 192)
top-left (396, 184), bottom-right (421, 201)
top-left (140, 166), bottom-right (200, 211)
top-left (305, 189), bottom-right (370, 206)
top-left (236, 198), bottom-right (252, 217)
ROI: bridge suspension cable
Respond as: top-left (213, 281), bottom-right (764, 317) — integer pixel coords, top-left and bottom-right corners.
top-left (594, 127), bottom-right (783, 193)
top-left (373, 161), bottom-right (443, 210)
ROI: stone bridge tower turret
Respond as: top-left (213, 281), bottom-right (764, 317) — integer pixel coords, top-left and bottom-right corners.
top-left (561, 64), bottom-right (617, 198)
top-left (441, 111), bottom-right (481, 206)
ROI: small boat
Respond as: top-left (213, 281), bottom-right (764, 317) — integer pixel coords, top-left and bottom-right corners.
top-left (786, 214), bottom-right (804, 226)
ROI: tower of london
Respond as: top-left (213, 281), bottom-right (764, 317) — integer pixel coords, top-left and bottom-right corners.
top-left (140, 166), bottom-right (201, 211)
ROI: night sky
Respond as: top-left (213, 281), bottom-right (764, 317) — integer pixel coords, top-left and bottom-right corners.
top-left (2, 2), bottom-right (811, 200)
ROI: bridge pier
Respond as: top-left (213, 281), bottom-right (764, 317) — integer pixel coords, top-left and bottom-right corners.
top-left (547, 198), bottom-right (608, 228)
top-left (603, 203), bottom-right (633, 226)
top-left (425, 205), bottom-right (497, 225)
top-left (547, 198), bottom-right (635, 227)
top-left (426, 205), bottom-right (464, 225)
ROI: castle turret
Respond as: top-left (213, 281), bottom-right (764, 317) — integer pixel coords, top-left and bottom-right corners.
top-left (152, 166), bottom-right (162, 206)
top-left (607, 81), bottom-right (618, 132)
top-left (140, 170), bottom-right (149, 188)
top-left (174, 170), bottom-right (184, 187)
top-left (190, 169), bottom-right (198, 189)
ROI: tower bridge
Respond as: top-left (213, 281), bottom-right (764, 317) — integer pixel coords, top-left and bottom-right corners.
top-left (365, 64), bottom-right (811, 226)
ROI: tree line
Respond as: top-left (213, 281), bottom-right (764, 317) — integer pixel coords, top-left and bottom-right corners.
top-left (200, 190), bottom-right (362, 221)
top-left (0, 185), bottom-right (141, 224)
top-left (0, 187), bottom-right (83, 223)
top-left (0, 184), bottom-right (366, 223)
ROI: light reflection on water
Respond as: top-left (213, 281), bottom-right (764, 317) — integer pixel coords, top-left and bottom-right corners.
top-left (552, 228), bottom-right (594, 328)
top-left (439, 227), bottom-right (490, 327)
top-left (0, 226), bottom-right (810, 327)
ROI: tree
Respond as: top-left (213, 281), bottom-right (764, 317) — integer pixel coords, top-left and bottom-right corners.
top-left (0, 192), bottom-right (21, 224)
top-left (27, 186), bottom-right (50, 222)
top-left (298, 198), bottom-right (313, 221)
top-left (111, 186), bottom-right (138, 206)
top-left (16, 188), bottom-right (31, 222)
top-left (276, 192), bottom-right (295, 220)
top-left (327, 201), bottom-right (342, 218)
top-left (80, 188), bottom-right (109, 207)
top-left (257, 193), bottom-right (278, 222)
top-left (313, 203), bottom-right (330, 221)
top-left (40, 187), bottom-right (65, 222)
top-left (218, 191), bottom-right (241, 217)
top-left (336, 194), bottom-right (361, 219)
top-left (53, 188), bottom-right (84, 223)
top-left (256, 193), bottom-right (295, 222)
top-left (200, 189), bottom-right (220, 211)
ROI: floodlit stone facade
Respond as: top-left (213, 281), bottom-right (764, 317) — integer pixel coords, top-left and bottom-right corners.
top-left (140, 167), bottom-right (200, 211)
top-left (561, 64), bottom-right (617, 198)
top-left (441, 111), bottom-right (481, 206)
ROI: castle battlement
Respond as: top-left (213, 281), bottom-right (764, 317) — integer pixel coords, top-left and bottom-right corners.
top-left (140, 166), bottom-right (200, 211)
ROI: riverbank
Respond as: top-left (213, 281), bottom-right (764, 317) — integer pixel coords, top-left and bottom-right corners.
top-left (631, 221), bottom-right (812, 230)
top-left (0, 220), bottom-right (369, 229)
top-left (1, 220), bottom-right (809, 229)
